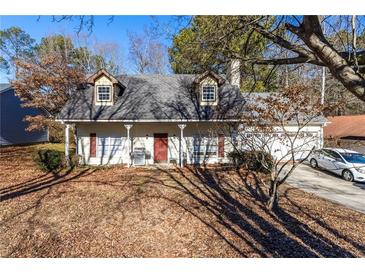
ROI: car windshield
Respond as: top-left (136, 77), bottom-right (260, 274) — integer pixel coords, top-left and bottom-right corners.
top-left (340, 152), bottom-right (365, 164)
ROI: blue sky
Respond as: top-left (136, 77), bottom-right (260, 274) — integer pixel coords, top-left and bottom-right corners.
top-left (0, 15), bottom-right (183, 79)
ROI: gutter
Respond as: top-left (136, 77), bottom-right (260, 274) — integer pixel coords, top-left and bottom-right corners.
top-left (55, 119), bottom-right (242, 123)
top-left (55, 118), bottom-right (326, 126)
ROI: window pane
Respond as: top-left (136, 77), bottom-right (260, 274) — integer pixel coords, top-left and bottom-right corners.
top-left (110, 138), bottom-right (122, 146)
top-left (97, 86), bottom-right (111, 101)
top-left (202, 86), bottom-right (216, 102)
top-left (97, 137), bottom-right (123, 157)
top-left (110, 138), bottom-right (122, 155)
top-left (97, 137), bottom-right (108, 146)
top-left (192, 135), bottom-right (217, 158)
top-left (97, 137), bottom-right (109, 157)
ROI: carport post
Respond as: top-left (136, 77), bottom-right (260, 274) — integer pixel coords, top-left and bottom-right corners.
top-left (65, 123), bottom-right (70, 167)
top-left (178, 124), bottom-right (186, 168)
top-left (124, 124), bottom-right (133, 167)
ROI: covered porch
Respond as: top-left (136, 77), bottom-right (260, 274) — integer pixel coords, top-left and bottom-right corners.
top-left (63, 121), bottom-right (231, 167)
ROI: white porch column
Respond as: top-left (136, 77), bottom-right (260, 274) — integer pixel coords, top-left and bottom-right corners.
top-left (178, 124), bottom-right (186, 168)
top-left (124, 124), bottom-right (133, 167)
top-left (65, 123), bottom-right (70, 167)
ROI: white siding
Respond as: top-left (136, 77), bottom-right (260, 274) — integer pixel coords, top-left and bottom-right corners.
top-left (75, 122), bottom-right (323, 166)
top-left (237, 125), bottom-right (323, 161)
top-left (76, 122), bottom-right (232, 166)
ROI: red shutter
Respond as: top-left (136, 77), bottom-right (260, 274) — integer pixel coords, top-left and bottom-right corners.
top-left (90, 133), bottom-right (96, 157)
top-left (218, 134), bottom-right (225, 157)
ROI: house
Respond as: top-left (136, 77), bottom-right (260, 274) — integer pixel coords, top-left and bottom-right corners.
top-left (324, 115), bottom-right (365, 153)
top-left (57, 60), bottom-right (326, 166)
top-left (0, 84), bottom-right (49, 146)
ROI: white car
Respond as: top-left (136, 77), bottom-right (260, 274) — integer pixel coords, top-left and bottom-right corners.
top-left (309, 148), bottom-right (365, 182)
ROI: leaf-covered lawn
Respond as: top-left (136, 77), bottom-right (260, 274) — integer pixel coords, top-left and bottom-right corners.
top-left (1, 145), bottom-right (365, 257)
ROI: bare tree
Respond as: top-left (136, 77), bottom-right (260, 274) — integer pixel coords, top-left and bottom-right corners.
top-left (224, 85), bottom-right (333, 210)
top-left (73, 34), bottom-right (123, 75)
top-left (93, 41), bottom-right (123, 74)
top-left (128, 32), bottom-right (150, 73)
top-left (128, 30), bottom-right (169, 74)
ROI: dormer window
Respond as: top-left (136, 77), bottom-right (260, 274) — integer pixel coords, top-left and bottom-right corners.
top-left (202, 85), bottom-right (216, 102)
top-left (87, 69), bottom-right (125, 106)
top-left (97, 85), bottom-right (112, 102)
top-left (194, 71), bottom-right (224, 107)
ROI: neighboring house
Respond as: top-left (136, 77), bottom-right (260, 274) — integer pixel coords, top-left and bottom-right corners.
top-left (0, 84), bottom-right (49, 146)
top-left (57, 61), bottom-right (326, 166)
top-left (324, 115), bottom-right (365, 153)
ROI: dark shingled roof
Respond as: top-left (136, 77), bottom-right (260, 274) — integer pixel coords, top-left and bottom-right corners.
top-left (57, 75), bottom-right (327, 124)
top-left (242, 92), bottom-right (327, 124)
top-left (58, 74), bottom-right (245, 121)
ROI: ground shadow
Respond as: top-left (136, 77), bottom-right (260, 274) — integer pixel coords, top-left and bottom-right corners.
top-left (0, 168), bottom-right (94, 202)
top-left (151, 166), bottom-right (365, 257)
top-left (0, 167), bottom-right (96, 257)
top-left (280, 187), bottom-right (365, 255)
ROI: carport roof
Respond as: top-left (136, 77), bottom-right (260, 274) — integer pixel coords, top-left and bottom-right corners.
top-left (324, 115), bottom-right (365, 139)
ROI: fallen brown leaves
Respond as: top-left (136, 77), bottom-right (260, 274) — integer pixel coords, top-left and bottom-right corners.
top-left (0, 145), bottom-right (364, 258)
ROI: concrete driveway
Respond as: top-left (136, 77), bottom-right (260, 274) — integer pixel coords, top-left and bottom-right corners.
top-left (287, 164), bottom-right (365, 214)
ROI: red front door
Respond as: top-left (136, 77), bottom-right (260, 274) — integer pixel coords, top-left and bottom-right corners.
top-left (154, 133), bottom-right (168, 162)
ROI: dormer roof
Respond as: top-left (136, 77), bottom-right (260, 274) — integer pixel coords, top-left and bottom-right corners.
top-left (86, 69), bottom-right (125, 88)
top-left (193, 70), bottom-right (226, 86)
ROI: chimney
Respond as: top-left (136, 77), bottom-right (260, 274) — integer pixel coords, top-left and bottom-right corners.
top-left (227, 59), bottom-right (241, 89)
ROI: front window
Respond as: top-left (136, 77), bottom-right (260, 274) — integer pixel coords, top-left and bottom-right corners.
top-left (202, 85), bottom-right (216, 102)
top-left (97, 137), bottom-right (122, 157)
top-left (97, 85), bottom-right (112, 102)
top-left (192, 135), bottom-right (217, 157)
top-left (339, 152), bottom-right (365, 164)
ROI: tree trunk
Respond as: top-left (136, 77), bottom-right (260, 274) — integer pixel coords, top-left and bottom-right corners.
top-left (253, 16), bottom-right (365, 103)
top-left (267, 180), bottom-right (278, 210)
top-left (287, 16), bottom-right (365, 102)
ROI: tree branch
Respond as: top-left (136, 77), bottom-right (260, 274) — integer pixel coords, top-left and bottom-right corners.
top-left (250, 56), bottom-right (323, 65)
top-left (252, 23), bottom-right (318, 60)
top-left (290, 16), bottom-right (365, 101)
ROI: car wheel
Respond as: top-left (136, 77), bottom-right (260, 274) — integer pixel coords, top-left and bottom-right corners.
top-left (310, 158), bottom-right (318, 168)
top-left (342, 170), bottom-right (354, 182)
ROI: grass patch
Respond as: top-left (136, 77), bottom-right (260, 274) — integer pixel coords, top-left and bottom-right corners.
top-left (34, 142), bottom-right (74, 153)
